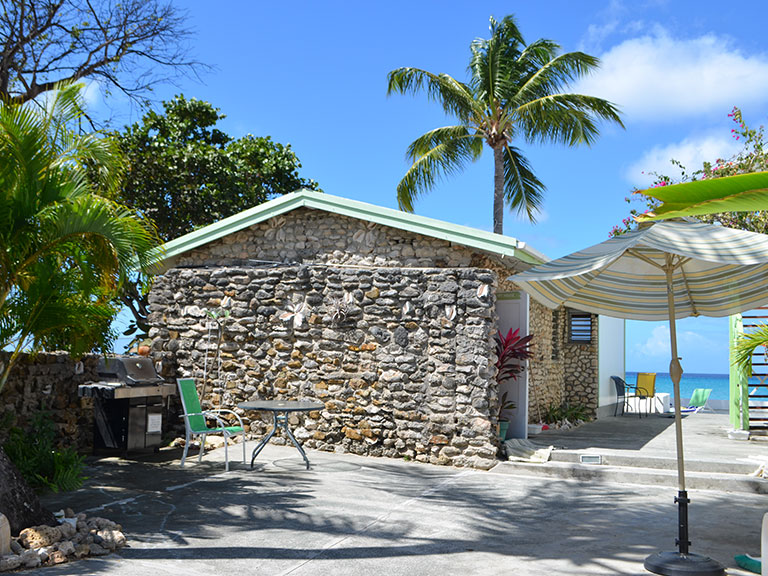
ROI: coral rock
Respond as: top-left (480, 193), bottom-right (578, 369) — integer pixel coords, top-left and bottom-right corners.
top-left (0, 554), bottom-right (22, 572)
top-left (94, 529), bottom-right (126, 551)
top-left (48, 550), bottom-right (68, 565)
top-left (19, 525), bottom-right (61, 549)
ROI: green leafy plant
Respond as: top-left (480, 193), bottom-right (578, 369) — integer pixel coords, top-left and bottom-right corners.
top-left (497, 391), bottom-right (517, 420)
top-left (543, 403), bottom-right (564, 424)
top-left (2, 412), bottom-right (86, 493)
top-left (543, 402), bottom-right (590, 425)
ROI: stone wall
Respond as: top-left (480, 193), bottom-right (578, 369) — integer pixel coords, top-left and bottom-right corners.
top-left (149, 264), bottom-right (501, 469)
top-left (563, 313), bottom-right (599, 418)
top-left (0, 352), bottom-right (96, 450)
top-left (176, 207), bottom-right (479, 269)
top-left (527, 304), bottom-right (567, 422)
top-left (472, 255), bottom-right (565, 424)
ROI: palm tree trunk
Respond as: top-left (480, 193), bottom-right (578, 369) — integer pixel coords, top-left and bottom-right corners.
top-left (493, 147), bottom-right (505, 235)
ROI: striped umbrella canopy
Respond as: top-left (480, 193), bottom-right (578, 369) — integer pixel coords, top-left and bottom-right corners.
top-left (511, 219), bottom-right (768, 575)
top-left (512, 219), bottom-right (768, 321)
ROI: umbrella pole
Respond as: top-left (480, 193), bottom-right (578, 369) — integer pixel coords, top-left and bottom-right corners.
top-left (667, 279), bottom-right (689, 555)
top-left (644, 256), bottom-right (724, 576)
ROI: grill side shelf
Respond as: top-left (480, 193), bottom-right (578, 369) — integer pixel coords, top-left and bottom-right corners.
top-left (79, 383), bottom-right (176, 399)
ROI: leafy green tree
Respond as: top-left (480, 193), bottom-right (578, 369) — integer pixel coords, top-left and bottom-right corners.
top-left (387, 14), bottom-right (623, 234)
top-left (117, 95), bottom-right (319, 241)
top-left (114, 95), bottom-right (318, 343)
top-left (0, 83), bottom-right (159, 533)
top-left (0, 83), bottom-right (160, 393)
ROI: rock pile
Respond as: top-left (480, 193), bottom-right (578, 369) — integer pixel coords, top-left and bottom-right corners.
top-left (0, 510), bottom-right (126, 571)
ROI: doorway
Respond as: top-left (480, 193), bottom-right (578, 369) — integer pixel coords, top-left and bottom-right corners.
top-left (496, 291), bottom-right (529, 438)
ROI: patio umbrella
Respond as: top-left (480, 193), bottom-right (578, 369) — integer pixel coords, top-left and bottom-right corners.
top-left (510, 218), bottom-right (768, 576)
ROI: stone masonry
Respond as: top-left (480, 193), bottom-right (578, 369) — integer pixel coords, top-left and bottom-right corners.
top-left (0, 352), bottom-right (96, 450)
top-left (563, 315), bottom-right (599, 418)
top-left (147, 205), bottom-right (603, 467)
top-left (149, 264), bottom-right (500, 469)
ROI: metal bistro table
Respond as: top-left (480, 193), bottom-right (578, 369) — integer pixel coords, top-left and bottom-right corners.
top-left (238, 400), bottom-right (324, 470)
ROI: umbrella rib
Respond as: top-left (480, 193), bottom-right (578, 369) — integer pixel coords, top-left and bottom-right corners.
top-left (626, 249), bottom-right (663, 269)
top-left (677, 263), bottom-right (698, 317)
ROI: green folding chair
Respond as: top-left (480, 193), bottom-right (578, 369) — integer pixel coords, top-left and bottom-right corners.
top-left (686, 388), bottom-right (714, 413)
top-left (177, 378), bottom-right (246, 471)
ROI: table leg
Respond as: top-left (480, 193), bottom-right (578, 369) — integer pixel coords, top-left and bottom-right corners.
top-left (279, 413), bottom-right (311, 470)
top-left (250, 412), bottom-right (278, 468)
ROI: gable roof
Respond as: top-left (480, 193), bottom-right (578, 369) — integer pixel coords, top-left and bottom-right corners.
top-left (159, 189), bottom-right (548, 266)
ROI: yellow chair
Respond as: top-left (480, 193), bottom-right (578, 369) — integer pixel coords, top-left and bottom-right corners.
top-left (636, 372), bottom-right (657, 415)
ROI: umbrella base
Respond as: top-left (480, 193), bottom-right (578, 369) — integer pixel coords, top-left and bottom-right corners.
top-left (644, 551), bottom-right (725, 576)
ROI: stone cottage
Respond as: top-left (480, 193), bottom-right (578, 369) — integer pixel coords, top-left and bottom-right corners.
top-left (147, 190), bottom-right (621, 469)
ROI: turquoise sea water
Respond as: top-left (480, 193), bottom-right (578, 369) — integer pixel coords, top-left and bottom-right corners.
top-left (625, 372), bottom-right (731, 400)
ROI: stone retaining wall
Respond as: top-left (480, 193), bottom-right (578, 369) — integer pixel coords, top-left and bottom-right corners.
top-left (148, 264), bottom-right (501, 468)
top-left (0, 352), bottom-right (96, 450)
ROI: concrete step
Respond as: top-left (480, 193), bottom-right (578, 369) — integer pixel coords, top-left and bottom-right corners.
top-left (494, 460), bottom-right (768, 494)
top-left (548, 451), bottom-right (759, 475)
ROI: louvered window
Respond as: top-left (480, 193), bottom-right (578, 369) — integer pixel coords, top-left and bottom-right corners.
top-left (568, 311), bottom-right (593, 343)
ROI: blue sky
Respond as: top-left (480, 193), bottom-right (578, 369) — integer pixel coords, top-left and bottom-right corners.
top-left (99, 1), bottom-right (768, 373)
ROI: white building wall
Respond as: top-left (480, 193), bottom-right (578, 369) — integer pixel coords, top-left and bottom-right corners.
top-left (597, 315), bottom-right (625, 418)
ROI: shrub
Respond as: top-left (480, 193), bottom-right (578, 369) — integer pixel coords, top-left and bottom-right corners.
top-left (2, 412), bottom-right (86, 493)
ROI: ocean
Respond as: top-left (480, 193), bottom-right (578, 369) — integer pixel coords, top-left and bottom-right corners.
top-left (625, 371), bottom-right (731, 400)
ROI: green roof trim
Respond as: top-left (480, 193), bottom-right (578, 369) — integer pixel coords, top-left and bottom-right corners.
top-left (160, 189), bottom-right (548, 266)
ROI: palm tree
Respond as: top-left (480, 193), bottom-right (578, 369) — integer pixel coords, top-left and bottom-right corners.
top-left (0, 83), bottom-right (161, 393)
top-left (387, 15), bottom-right (624, 234)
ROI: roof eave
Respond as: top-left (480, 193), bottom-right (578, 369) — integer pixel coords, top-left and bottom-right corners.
top-left (158, 189), bottom-right (548, 269)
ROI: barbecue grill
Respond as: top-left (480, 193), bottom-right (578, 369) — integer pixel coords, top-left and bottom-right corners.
top-left (79, 356), bottom-right (176, 453)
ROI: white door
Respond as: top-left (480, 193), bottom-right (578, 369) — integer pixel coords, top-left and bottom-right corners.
top-left (496, 291), bottom-right (529, 438)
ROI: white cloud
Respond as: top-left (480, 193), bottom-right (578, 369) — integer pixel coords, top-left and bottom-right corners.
top-left (575, 28), bottom-right (768, 121)
top-left (634, 324), bottom-right (723, 359)
top-left (636, 325), bottom-right (670, 357)
top-left (82, 80), bottom-right (103, 108)
top-left (625, 132), bottom-right (741, 186)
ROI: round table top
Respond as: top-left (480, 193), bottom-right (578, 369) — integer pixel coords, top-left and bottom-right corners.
top-left (238, 400), bottom-right (324, 412)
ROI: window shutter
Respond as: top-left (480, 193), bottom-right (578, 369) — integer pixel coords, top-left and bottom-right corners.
top-left (569, 311), bottom-right (593, 343)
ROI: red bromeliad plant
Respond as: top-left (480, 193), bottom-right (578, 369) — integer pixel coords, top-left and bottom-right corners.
top-left (495, 327), bottom-right (534, 383)
top-left (494, 328), bottom-right (534, 419)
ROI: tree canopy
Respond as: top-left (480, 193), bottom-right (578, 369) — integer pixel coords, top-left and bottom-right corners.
top-left (116, 95), bottom-right (320, 242)
top-left (0, 0), bottom-right (199, 105)
top-left (0, 83), bottom-right (160, 392)
top-left (388, 14), bottom-right (623, 234)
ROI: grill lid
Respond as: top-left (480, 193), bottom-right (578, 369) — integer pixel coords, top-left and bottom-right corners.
top-left (97, 357), bottom-right (163, 385)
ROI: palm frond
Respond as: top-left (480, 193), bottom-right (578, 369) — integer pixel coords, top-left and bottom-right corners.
top-left (512, 49), bottom-right (599, 104)
top-left (503, 144), bottom-right (545, 221)
top-left (515, 93), bottom-right (623, 146)
top-left (469, 15), bottom-right (527, 107)
top-left (387, 67), bottom-right (476, 122)
top-left (397, 127), bottom-right (483, 212)
top-left (732, 324), bottom-right (768, 375)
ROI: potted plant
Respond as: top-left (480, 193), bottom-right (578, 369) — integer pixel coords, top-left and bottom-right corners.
top-left (496, 392), bottom-right (516, 439)
top-left (494, 327), bottom-right (534, 439)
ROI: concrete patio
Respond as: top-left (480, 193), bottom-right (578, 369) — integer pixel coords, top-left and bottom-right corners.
top-left (500, 413), bottom-right (768, 493)
top-left (23, 420), bottom-right (767, 576)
